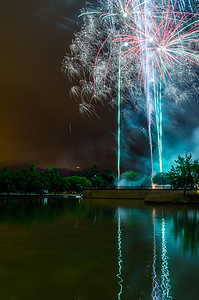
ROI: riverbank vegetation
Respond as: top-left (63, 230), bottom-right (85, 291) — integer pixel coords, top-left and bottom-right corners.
top-left (0, 163), bottom-right (116, 195)
top-left (152, 154), bottom-right (199, 196)
top-left (0, 153), bottom-right (198, 197)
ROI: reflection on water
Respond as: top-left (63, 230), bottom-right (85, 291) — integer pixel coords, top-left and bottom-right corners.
top-left (152, 209), bottom-right (161, 300)
top-left (44, 198), bottom-right (48, 206)
top-left (161, 218), bottom-right (172, 300)
top-left (0, 197), bottom-right (87, 226)
top-left (149, 210), bottom-right (172, 300)
top-left (173, 210), bottom-right (199, 255)
top-left (0, 198), bottom-right (199, 299)
top-left (117, 208), bottom-right (123, 300)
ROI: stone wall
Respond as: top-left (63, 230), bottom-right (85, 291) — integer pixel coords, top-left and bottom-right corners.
top-left (83, 189), bottom-right (185, 199)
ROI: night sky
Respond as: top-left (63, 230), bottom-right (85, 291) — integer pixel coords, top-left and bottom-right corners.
top-left (1, 0), bottom-right (199, 175)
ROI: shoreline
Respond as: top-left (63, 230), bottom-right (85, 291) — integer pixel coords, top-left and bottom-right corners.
top-left (1, 191), bottom-right (199, 205)
top-left (144, 192), bottom-right (199, 204)
top-left (0, 193), bottom-right (82, 199)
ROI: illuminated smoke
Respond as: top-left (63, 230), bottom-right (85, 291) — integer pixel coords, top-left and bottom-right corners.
top-left (62, 0), bottom-right (199, 176)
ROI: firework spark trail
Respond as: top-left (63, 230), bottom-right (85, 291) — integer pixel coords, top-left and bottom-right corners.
top-left (107, 1), bottom-right (122, 182)
top-left (138, 0), bottom-right (154, 176)
top-left (114, 0), bottom-right (199, 173)
top-left (154, 81), bottom-right (163, 172)
top-left (125, 0), bottom-right (162, 174)
top-left (118, 49), bottom-right (121, 183)
top-left (62, 0), bottom-right (199, 176)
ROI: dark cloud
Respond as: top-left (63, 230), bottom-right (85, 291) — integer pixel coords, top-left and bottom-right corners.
top-left (0, 0), bottom-right (114, 171)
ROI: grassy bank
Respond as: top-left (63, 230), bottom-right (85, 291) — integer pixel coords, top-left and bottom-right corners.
top-left (144, 192), bottom-right (199, 204)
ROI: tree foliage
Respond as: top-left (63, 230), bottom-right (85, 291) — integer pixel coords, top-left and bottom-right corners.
top-left (0, 168), bottom-right (12, 194)
top-left (77, 163), bottom-right (116, 188)
top-left (123, 171), bottom-right (140, 182)
top-left (141, 176), bottom-right (152, 186)
top-left (101, 168), bottom-right (116, 186)
top-left (153, 172), bottom-right (171, 185)
top-left (0, 163), bottom-right (116, 194)
top-left (168, 154), bottom-right (199, 193)
top-left (0, 165), bottom-right (92, 194)
top-left (65, 176), bottom-right (92, 192)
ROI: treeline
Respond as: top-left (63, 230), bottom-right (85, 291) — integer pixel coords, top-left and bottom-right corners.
top-left (1, 153), bottom-right (198, 195)
top-left (152, 154), bottom-right (199, 194)
top-left (0, 163), bottom-right (116, 195)
top-left (115, 154), bottom-right (199, 194)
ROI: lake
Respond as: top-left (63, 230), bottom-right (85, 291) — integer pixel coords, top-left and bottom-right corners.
top-left (0, 197), bottom-right (198, 300)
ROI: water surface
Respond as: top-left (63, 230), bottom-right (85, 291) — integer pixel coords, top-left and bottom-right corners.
top-left (0, 197), bottom-right (198, 300)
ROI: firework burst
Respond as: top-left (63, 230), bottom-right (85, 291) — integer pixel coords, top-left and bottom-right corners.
top-left (62, 0), bottom-right (199, 178)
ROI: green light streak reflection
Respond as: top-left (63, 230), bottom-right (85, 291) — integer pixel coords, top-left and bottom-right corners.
top-left (161, 218), bottom-right (172, 300)
top-left (117, 208), bottom-right (123, 300)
